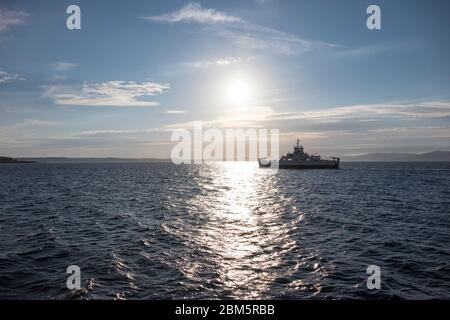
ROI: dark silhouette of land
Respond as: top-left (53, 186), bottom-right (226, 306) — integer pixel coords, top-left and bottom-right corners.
top-left (15, 157), bottom-right (169, 163)
top-left (3, 151), bottom-right (450, 163)
top-left (0, 156), bottom-right (35, 163)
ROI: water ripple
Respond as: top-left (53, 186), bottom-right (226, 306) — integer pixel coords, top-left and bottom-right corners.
top-left (0, 161), bottom-right (449, 299)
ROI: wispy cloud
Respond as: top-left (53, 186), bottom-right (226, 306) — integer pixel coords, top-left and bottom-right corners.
top-left (120, 100), bottom-right (450, 135)
top-left (0, 70), bottom-right (24, 83)
top-left (44, 81), bottom-right (170, 107)
top-left (0, 119), bottom-right (62, 137)
top-left (53, 61), bottom-right (77, 71)
top-left (0, 9), bottom-right (28, 32)
top-left (218, 25), bottom-right (337, 55)
top-left (269, 101), bottom-right (450, 121)
top-left (334, 42), bottom-right (409, 57)
top-left (165, 110), bottom-right (187, 114)
top-left (74, 129), bottom-right (151, 137)
top-left (7, 101), bottom-right (448, 156)
top-left (145, 2), bottom-right (337, 55)
top-left (164, 56), bottom-right (245, 75)
top-left (145, 2), bottom-right (242, 24)
top-left (21, 119), bottom-right (62, 127)
top-left (176, 57), bottom-right (243, 69)
top-left (187, 56), bottom-right (242, 68)
top-left (159, 100), bottom-right (450, 153)
top-left (52, 74), bottom-right (68, 81)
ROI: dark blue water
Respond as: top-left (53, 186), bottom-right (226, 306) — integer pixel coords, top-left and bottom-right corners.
top-left (0, 162), bottom-right (449, 299)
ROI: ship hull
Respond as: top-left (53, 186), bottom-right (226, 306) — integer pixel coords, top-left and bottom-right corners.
top-left (258, 159), bottom-right (339, 169)
top-left (278, 162), bottom-right (339, 169)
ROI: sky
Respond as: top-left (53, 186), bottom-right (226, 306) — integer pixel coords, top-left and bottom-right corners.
top-left (0, 0), bottom-right (449, 157)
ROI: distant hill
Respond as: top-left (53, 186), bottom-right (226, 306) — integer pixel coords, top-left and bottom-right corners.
top-left (342, 151), bottom-right (450, 162)
top-left (17, 157), bottom-right (171, 163)
top-left (8, 152), bottom-right (450, 163)
top-left (0, 156), bottom-right (35, 163)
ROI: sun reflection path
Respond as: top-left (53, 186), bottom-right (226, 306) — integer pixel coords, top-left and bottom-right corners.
top-left (187, 162), bottom-right (301, 298)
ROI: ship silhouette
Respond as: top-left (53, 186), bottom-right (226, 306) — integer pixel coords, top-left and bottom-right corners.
top-left (258, 140), bottom-right (340, 169)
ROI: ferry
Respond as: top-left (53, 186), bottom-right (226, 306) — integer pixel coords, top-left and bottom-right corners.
top-left (258, 140), bottom-right (340, 169)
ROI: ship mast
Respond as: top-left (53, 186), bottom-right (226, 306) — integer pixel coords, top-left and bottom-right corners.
top-left (294, 139), bottom-right (303, 153)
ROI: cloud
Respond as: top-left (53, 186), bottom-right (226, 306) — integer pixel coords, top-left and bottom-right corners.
top-left (0, 70), bottom-right (24, 83)
top-left (145, 2), bottom-right (242, 24)
top-left (44, 80), bottom-right (170, 107)
top-left (218, 25), bottom-right (337, 55)
top-left (165, 110), bottom-right (187, 114)
top-left (0, 119), bottom-right (61, 133)
top-left (162, 108), bottom-right (272, 130)
top-left (0, 9), bottom-right (28, 32)
top-left (368, 126), bottom-right (450, 137)
top-left (0, 119), bottom-right (62, 140)
top-left (52, 74), bottom-right (68, 81)
top-left (53, 61), bottom-right (77, 71)
top-left (151, 101), bottom-right (450, 135)
top-left (145, 2), bottom-right (337, 55)
top-left (21, 119), bottom-right (62, 127)
top-left (334, 42), bottom-right (409, 58)
top-left (71, 128), bottom-right (163, 139)
top-left (165, 56), bottom-right (245, 75)
top-left (5, 101), bottom-right (449, 157)
top-left (74, 129), bottom-right (146, 137)
top-left (187, 56), bottom-right (242, 68)
top-left (157, 100), bottom-right (450, 153)
top-left (269, 101), bottom-right (450, 121)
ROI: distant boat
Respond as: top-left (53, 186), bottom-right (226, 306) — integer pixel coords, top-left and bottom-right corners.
top-left (258, 140), bottom-right (340, 169)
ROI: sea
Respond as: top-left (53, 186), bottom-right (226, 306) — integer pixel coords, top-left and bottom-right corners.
top-left (0, 161), bottom-right (449, 299)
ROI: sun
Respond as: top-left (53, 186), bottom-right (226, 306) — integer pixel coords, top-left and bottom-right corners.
top-left (227, 79), bottom-right (251, 106)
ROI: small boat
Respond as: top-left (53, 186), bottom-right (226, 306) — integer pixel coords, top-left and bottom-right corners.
top-left (258, 139), bottom-right (340, 169)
